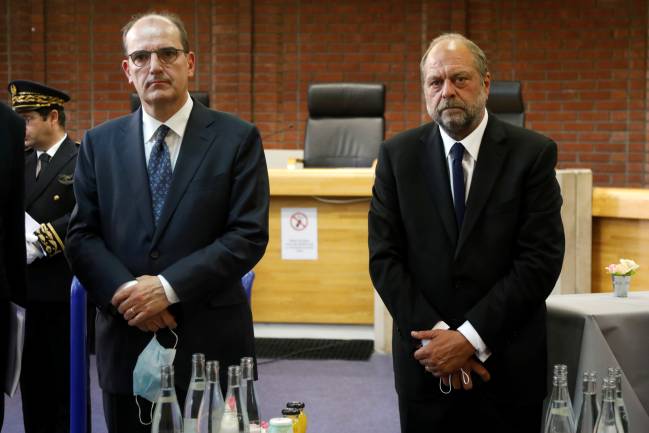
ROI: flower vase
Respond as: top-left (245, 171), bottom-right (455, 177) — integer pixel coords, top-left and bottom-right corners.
top-left (612, 275), bottom-right (631, 297)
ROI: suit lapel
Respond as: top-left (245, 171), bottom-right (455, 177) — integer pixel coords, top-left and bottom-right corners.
top-left (456, 116), bottom-right (509, 256)
top-left (25, 138), bottom-right (77, 207)
top-left (152, 102), bottom-right (218, 245)
top-left (421, 123), bottom-right (458, 244)
top-left (115, 110), bottom-right (156, 238)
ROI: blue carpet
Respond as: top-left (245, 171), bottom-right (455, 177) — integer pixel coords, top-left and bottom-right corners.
top-left (3, 353), bottom-right (399, 433)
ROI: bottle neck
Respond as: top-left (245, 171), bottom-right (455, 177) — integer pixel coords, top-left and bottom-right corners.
top-left (551, 377), bottom-right (571, 401)
top-left (191, 362), bottom-right (205, 381)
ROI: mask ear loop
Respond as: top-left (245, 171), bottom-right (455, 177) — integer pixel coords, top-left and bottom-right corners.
top-left (135, 395), bottom-right (155, 425)
top-left (168, 328), bottom-right (179, 349)
top-left (461, 368), bottom-right (470, 385)
top-left (439, 375), bottom-right (452, 395)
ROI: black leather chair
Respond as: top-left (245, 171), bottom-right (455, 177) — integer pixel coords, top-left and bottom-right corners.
top-left (130, 91), bottom-right (210, 112)
top-left (303, 83), bottom-right (385, 167)
top-left (486, 80), bottom-right (524, 127)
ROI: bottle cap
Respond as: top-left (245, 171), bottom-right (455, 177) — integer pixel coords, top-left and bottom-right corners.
top-left (269, 417), bottom-right (294, 426)
top-left (281, 408), bottom-right (300, 416)
top-left (286, 401), bottom-right (305, 409)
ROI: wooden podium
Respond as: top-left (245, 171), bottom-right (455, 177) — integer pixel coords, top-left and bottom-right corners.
top-left (252, 168), bottom-right (375, 325)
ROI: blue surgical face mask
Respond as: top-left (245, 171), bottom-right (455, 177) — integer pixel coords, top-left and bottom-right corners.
top-left (133, 329), bottom-right (178, 424)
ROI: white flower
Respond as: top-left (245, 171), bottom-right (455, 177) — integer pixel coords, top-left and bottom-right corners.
top-left (606, 258), bottom-right (639, 276)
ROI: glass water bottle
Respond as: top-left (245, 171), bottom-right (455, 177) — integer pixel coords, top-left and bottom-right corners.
top-left (609, 367), bottom-right (629, 433)
top-left (151, 365), bottom-right (183, 433)
top-left (184, 353), bottom-right (207, 433)
top-left (197, 360), bottom-right (224, 433)
top-left (241, 357), bottom-right (261, 433)
top-left (576, 371), bottom-right (599, 433)
top-left (218, 365), bottom-right (249, 433)
top-left (594, 377), bottom-right (623, 433)
top-left (544, 370), bottom-right (576, 433)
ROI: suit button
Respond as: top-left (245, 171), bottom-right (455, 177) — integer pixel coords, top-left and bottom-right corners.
top-left (53, 194), bottom-right (60, 201)
top-left (454, 282), bottom-right (461, 289)
top-left (150, 250), bottom-right (160, 259)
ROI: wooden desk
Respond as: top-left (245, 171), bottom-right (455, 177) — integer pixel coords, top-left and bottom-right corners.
top-left (252, 168), bottom-right (375, 324)
top-left (592, 187), bottom-right (649, 293)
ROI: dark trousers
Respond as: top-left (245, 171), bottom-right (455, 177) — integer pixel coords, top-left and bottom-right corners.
top-left (398, 388), bottom-right (543, 433)
top-left (20, 302), bottom-right (70, 433)
top-left (103, 388), bottom-right (188, 433)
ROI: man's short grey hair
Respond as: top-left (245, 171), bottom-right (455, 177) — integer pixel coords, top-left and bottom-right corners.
top-left (121, 11), bottom-right (190, 55)
top-left (420, 33), bottom-right (488, 80)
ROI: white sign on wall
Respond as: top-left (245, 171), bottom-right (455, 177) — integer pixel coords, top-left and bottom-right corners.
top-left (281, 208), bottom-right (318, 260)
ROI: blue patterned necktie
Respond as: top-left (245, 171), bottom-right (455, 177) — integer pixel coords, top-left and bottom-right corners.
top-left (450, 142), bottom-right (466, 228)
top-left (147, 125), bottom-right (172, 225)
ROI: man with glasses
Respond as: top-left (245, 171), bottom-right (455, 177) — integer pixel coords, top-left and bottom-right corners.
top-left (66, 11), bottom-right (269, 433)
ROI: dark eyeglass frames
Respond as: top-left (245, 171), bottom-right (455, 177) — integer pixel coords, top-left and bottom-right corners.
top-left (127, 47), bottom-right (188, 67)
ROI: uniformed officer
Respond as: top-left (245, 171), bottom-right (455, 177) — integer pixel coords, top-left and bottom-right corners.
top-left (8, 80), bottom-right (78, 433)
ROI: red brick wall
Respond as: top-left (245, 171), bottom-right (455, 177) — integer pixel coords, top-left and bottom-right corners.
top-left (2, 0), bottom-right (647, 186)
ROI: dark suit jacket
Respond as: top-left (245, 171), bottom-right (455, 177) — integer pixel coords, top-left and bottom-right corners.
top-left (24, 137), bottom-right (77, 303)
top-left (66, 100), bottom-right (269, 394)
top-left (0, 103), bottom-right (25, 390)
top-left (0, 104), bottom-right (25, 303)
top-left (369, 115), bottom-right (564, 403)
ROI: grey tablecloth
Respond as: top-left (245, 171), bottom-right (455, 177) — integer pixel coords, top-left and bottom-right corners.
top-left (546, 292), bottom-right (649, 433)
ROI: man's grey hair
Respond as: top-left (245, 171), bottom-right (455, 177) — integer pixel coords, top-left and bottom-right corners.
top-left (121, 11), bottom-right (190, 55)
top-left (420, 33), bottom-right (488, 80)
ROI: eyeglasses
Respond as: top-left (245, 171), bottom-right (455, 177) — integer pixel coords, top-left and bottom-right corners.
top-left (127, 47), bottom-right (188, 67)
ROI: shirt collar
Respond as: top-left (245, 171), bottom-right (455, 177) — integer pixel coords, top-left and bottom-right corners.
top-left (440, 108), bottom-right (489, 161)
top-left (142, 94), bottom-right (194, 142)
top-left (36, 134), bottom-right (68, 158)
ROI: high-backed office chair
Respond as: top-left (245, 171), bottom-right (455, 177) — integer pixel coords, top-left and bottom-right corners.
top-left (302, 83), bottom-right (385, 167)
top-left (130, 91), bottom-right (210, 112)
top-left (486, 80), bottom-right (524, 127)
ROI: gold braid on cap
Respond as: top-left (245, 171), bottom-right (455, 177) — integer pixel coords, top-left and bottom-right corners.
top-left (35, 223), bottom-right (64, 256)
top-left (11, 92), bottom-right (67, 109)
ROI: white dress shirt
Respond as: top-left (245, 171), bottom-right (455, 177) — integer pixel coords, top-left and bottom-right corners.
top-left (117, 95), bottom-right (194, 304)
top-left (435, 109), bottom-right (491, 362)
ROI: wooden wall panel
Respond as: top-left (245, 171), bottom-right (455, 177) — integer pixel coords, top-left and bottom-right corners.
top-left (592, 218), bottom-right (649, 293)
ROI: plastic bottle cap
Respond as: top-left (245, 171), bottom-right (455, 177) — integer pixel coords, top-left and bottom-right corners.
top-left (269, 417), bottom-right (294, 426)
top-left (286, 401), bottom-right (305, 409)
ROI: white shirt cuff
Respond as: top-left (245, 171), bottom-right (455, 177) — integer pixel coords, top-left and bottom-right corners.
top-left (158, 274), bottom-right (180, 304)
top-left (457, 321), bottom-right (491, 362)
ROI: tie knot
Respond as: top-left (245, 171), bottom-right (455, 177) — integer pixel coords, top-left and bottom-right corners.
top-left (450, 142), bottom-right (464, 161)
top-left (39, 153), bottom-right (51, 164)
top-left (153, 125), bottom-right (170, 146)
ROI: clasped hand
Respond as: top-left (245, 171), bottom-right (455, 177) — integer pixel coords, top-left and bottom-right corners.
top-left (411, 329), bottom-right (490, 391)
top-left (111, 275), bottom-right (176, 333)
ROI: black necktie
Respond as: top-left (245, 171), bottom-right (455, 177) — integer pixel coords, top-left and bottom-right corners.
top-left (37, 153), bottom-right (51, 179)
top-left (450, 142), bottom-right (465, 228)
top-left (147, 125), bottom-right (172, 225)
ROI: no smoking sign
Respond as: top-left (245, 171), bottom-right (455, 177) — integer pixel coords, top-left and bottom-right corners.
top-left (289, 211), bottom-right (308, 231)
